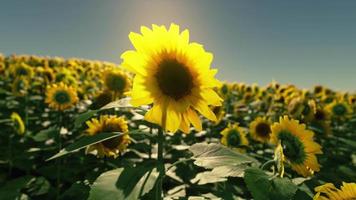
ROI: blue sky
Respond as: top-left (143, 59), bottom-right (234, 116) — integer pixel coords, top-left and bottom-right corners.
top-left (1, 0), bottom-right (355, 91)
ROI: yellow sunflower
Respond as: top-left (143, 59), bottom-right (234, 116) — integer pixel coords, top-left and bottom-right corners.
top-left (10, 62), bottom-right (33, 78)
top-left (221, 123), bottom-right (249, 151)
top-left (10, 112), bottom-right (25, 135)
top-left (85, 115), bottom-right (131, 158)
top-left (45, 82), bottom-right (78, 111)
top-left (249, 117), bottom-right (272, 143)
top-left (325, 100), bottom-right (353, 120)
top-left (102, 68), bottom-right (131, 96)
top-left (314, 182), bottom-right (356, 200)
top-left (270, 116), bottom-right (322, 177)
top-left (211, 105), bottom-right (225, 125)
top-left (121, 23), bottom-right (222, 133)
top-left (11, 77), bottom-right (29, 96)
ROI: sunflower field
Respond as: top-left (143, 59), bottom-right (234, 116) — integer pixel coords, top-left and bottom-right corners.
top-left (0, 24), bottom-right (355, 200)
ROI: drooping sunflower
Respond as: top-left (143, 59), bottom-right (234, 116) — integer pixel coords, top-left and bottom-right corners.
top-left (221, 123), bottom-right (249, 151)
top-left (314, 182), bottom-right (356, 200)
top-left (270, 116), bottom-right (322, 177)
top-left (249, 117), bottom-right (272, 143)
top-left (325, 99), bottom-right (353, 120)
top-left (45, 82), bottom-right (78, 111)
top-left (102, 68), bottom-right (131, 96)
top-left (11, 77), bottom-right (29, 96)
top-left (85, 115), bottom-right (131, 158)
top-left (10, 112), bottom-right (25, 135)
top-left (121, 23), bottom-right (222, 133)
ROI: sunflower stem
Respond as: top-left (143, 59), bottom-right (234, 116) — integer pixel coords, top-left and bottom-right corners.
top-left (156, 109), bottom-right (167, 200)
top-left (56, 112), bottom-right (63, 200)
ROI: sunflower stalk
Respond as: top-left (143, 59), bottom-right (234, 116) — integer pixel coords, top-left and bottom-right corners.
top-left (56, 112), bottom-right (63, 200)
top-left (156, 109), bottom-right (167, 200)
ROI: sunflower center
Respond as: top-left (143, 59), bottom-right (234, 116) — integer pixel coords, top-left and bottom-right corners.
top-left (255, 122), bottom-right (271, 137)
top-left (278, 131), bottom-right (306, 164)
top-left (101, 123), bottom-right (123, 150)
top-left (54, 91), bottom-right (71, 104)
top-left (227, 129), bottom-right (241, 147)
top-left (314, 109), bottom-right (326, 121)
top-left (332, 104), bottom-right (346, 116)
top-left (105, 74), bottom-right (126, 92)
top-left (16, 67), bottom-right (29, 76)
top-left (155, 59), bottom-right (193, 100)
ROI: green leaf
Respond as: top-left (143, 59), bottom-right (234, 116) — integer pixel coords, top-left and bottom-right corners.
top-left (74, 110), bottom-right (98, 128)
top-left (32, 127), bottom-right (57, 142)
top-left (189, 143), bottom-right (259, 169)
top-left (244, 167), bottom-right (298, 200)
top-left (191, 165), bottom-right (248, 185)
top-left (335, 137), bottom-right (356, 149)
top-left (88, 164), bottom-right (159, 200)
top-left (23, 177), bottom-right (50, 197)
top-left (99, 97), bottom-right (132, 110)
top-left (0, 176), bottom-right (32, 200)
top-left (88, 169), bottom-right (124, 200)
top-left (46, 132), bottom-right (123, 161)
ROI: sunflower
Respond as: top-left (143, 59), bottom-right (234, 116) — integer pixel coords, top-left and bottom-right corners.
top-left (45, 82), bottom-right (78, 111)
top-left (85, 115), bottom-right (131, 158)
top-left (325, 100), bottom-right (353, 120)
top-left (270, 116), bottom-right (322, 177)
top-left (10, 112), bottom-right (25, 135)
top-left (249, 117), bottom-right (272, 143)
top-left (221, 123), bottom-right (249, 151)
top-left (121, 23), bottom-right (222, 133)
top-left (102, 68), bottom-right (131, 96)
top-left (314, 182), bottom-right (356, 200)
top-left (11, 77), bottom-right (29, 96)
top-left (10, 62), bottom-right (33, 78)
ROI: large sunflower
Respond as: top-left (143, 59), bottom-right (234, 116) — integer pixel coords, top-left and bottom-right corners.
top-left (249, 117), bottom-right (272, 143)
top-left (45, 82), bottom-right (78, 111)
top-left (85, 115), bottom-right (131, 158)
top-left (10, 112), bottom-right (25, 135)
top-left (314, 182), bottom-right (356, 200)
top-left (221, 123), bottom-right (249, 151)
top-left (121, 23), bottom-right (222, 133)
top-left (270, 116), bottom-right (322, 177)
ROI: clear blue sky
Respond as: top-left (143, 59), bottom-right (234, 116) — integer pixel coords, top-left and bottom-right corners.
top-left (1, 0), bottom-right (355, 91)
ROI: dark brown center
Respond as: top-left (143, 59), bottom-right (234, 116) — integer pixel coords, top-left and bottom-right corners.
top-left (255, 122), bottom-right (271, 137)
top-left (155, 59), bottom-right (193, 100)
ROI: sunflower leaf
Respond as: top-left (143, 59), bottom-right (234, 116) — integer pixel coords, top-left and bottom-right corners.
top-left (189, 143), bottom-right (259, 169)
top-left (88, 163), bottom-right (159, 200)
top-left (244, 167), bottom-right (298, 200)
top-left (100, 97), bottom-right (132, 110)
top-left (74, 110), bottom-right (99, 128)
top-left (46, 132), bottom-right (123, 161)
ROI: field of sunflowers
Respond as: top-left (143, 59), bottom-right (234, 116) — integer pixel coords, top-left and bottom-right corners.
top-left (0, 24), bottom-right (355, 200)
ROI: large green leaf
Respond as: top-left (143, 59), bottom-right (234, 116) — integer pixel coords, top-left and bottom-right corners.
top-left (244, 167), bottom-right (298, 200)
top-left (189, 143), bottom-right (259, 169)
top-left (88, 164), bottom-right (159, 200)
top-left (191, 165), bottom-right (248, 185)
top-left (46, 132), bottom-right (123, 161)
top-left (0, 176), bottom-right (32, 200)
top-left (188, 143), bottom-right (258, 185)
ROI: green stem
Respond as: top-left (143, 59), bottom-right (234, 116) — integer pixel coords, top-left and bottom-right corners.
top-left (56, 112), bottom-right (63, 200)
top-left (8, 135), bottom-right (13, 177)
top-left (261, 160), bottom-right (275, 170)
top-left (156, 109), bottom-right (167, 200)
top-left (24, 95), bottom-right (28, 134)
